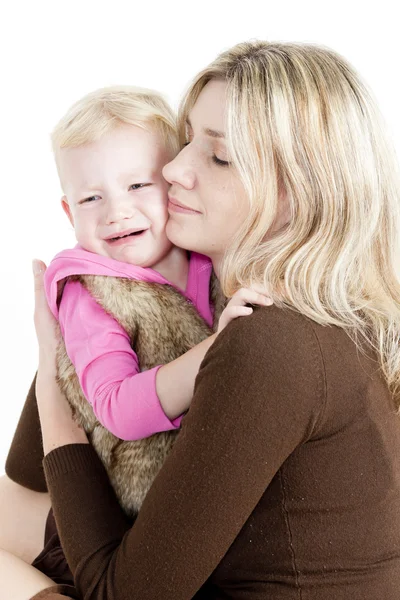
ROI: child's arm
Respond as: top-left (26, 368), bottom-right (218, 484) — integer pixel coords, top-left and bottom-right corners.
top-left (156, 286), bottom-right (273, 419)
top-left (59, 280), bottom-right (182, 441)
top-left (59, 281), bottom-right (271, 440)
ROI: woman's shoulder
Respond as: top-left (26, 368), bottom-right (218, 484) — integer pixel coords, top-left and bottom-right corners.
top-left (208, 305), bottom-right (327, 398)
top-left (219, 304), bottom-right (360, 364)
top-left (197, 305), bottom-right (328, 440)
top-left (217, 304), bottom-right (325, 361)
top-left (213, 305), bottom-right (387, 431)
top-left (201, 304), bottom-right (389, 447)
top-left (216, 304), bottom-right (375, 390)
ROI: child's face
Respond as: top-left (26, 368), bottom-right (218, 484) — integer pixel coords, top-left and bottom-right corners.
top-left (58, 124), bottom-right (174, 268)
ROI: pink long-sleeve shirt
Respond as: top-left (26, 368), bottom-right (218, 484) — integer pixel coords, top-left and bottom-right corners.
top-left (44, 246), bottom-right (213, 441)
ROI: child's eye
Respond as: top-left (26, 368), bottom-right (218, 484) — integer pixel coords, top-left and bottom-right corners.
top-left (129, 183), bottom-right (149, 190)
top-left (80, 195), bottom-right (100, 204)
top-left (212, 155), bottom-right (230, 167)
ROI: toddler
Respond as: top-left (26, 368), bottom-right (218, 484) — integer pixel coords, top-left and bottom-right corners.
top-left (45, 86), bottom-right (271, 441)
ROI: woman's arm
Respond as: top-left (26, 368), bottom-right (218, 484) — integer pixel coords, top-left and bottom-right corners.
top-left (32, 261), bottom-right (89, 454)
top-left (4, 277), bottom-right (268, 489)
top-left (5, 374), bottom-right (47, 492)
top-left (38, 299), bottom-right (325, 598)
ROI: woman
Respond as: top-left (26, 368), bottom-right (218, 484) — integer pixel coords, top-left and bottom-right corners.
top-left (3, 40), bottom-right (400, 599)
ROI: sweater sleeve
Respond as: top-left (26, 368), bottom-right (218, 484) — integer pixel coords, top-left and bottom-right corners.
top-left (59, 280), bottom-right (182, 440)
top-left (5, 374), bottom-right (47, 492)
top-left (43, 306), bottom-right (326, 600)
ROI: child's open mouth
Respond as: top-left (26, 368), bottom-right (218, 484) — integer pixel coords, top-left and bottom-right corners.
top-left (105, 229), bottom-right (148, 245)
top-left (110, 230), bottom-right (146, 241)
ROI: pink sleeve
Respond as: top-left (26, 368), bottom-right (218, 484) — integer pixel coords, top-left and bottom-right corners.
top-left (58, 280), bottom-right (182, 441)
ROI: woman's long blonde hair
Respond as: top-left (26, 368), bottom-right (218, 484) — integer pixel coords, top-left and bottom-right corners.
top-left (179, 41), bottom-right (400, 408)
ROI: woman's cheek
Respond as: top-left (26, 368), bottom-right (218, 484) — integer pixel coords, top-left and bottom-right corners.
top-left (165, 217), bottom-right (202, 252)
top-left (165, 217), bottom-right (185, 245)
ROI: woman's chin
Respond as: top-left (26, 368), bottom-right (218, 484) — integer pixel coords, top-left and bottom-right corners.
top-left (165, 218), bottom-right (194, 251)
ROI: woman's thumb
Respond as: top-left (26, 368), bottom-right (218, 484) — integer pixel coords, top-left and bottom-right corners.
top-left (32, 259), bottom-right (46, 291)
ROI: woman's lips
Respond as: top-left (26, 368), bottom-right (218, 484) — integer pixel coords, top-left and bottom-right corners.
top-left (168, 198), bottom-right (201, 215)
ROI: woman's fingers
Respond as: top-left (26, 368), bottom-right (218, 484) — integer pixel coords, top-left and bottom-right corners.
top-left (32, 259), bottom-right (49, 331)
top-left (32, 259), bottom-right (59, 359)
top-left (32, 259), bottom-right (48, 319)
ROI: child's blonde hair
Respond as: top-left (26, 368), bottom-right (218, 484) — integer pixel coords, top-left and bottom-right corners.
top-left (180, 41), bottom-right (400, 409)
top-left (52, 85), bottom-right (179, 180)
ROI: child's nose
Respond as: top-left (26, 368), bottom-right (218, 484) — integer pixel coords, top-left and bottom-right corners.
top-left (105, 197), bottom-right (134, 224)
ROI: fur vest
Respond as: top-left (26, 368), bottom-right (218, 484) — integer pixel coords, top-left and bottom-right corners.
top-left (56, 272), bottom-right (224, 518)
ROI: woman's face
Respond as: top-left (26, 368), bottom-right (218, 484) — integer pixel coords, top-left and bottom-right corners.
top-left (162, 79), bottom-right (249, 270)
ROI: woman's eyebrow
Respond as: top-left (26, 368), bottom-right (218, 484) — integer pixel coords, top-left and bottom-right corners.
top-left (186, 117), bottom-right (225, 139)
top-left (204, 127), bottom-right (225, 139)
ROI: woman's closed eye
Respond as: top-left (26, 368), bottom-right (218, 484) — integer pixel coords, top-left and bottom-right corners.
top-left (182, 140), bottom-right (230, 167)
top-left (212, 155), bottom-right (230, 167)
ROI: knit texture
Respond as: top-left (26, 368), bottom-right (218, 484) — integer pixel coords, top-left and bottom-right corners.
top-left (8, 306), bottom-right (400, 599)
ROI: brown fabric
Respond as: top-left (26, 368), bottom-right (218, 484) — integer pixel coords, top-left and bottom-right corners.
top-left (30, 584), bottom-right (79, 600)
top-left (7, 307), bottom-right (400, 599)
top-left (32, 509), bottom-right (73, 586)
top-left (5, 373), bottom-right (47, 492)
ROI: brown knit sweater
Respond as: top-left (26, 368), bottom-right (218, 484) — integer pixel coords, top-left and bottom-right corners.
top-left (6, 306), bottom-right (400, 599)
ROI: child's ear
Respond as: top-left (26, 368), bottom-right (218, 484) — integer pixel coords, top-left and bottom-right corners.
top-left (61, 196), bottom-right (74, 227)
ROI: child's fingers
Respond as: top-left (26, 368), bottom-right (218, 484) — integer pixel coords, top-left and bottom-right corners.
top-left (218, 287), bottom-right (273, 334)
top-left (217, 305), bottom-right (253, 332)
top-left (249, 283), bottom-right (272, 296)
top-left (230, 288), bottom-right (273, 307)
top-left (244, 284), bottom-right (274, 304)
top-left (225, 305), bottom-right (253, 319)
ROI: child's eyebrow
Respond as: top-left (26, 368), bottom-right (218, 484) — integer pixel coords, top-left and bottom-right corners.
top-left (186, 117), bottom-right (225, 139)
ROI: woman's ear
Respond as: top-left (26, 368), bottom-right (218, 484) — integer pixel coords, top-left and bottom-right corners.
top-left (277, 187), bottom-right (292, 230)
top-left (61, 196), bottom-right (74, 227)
top-left (270, 186), bottom-right (291, 235)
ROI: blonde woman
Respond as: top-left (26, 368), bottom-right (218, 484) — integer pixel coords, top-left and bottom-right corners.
top-left (4, 40), bottom-right (400, 599)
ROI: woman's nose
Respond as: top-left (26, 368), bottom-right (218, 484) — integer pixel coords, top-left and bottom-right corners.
top-left (162, 147), bottom-right (196, 190)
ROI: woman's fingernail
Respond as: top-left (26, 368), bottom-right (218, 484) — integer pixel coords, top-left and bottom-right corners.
top-left (32, 259), bottom-right (43, 275)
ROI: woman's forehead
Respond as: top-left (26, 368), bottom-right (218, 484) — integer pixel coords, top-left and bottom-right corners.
top-left (188, 80), bottom-right (228, 135)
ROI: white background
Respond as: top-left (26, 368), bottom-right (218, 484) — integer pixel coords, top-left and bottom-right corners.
top-left (1, 0), bottom-right (399, 473)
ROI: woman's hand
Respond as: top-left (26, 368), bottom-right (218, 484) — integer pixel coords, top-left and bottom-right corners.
top-left (32, 259), bottom-right (88, 454)
top-left (32, 259), bottom-right (59, 368)
top-left (32, 259), bottom-right (60, 409)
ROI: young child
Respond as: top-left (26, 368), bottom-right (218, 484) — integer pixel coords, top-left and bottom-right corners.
top-left (44, 85), bottom-right (271, 446)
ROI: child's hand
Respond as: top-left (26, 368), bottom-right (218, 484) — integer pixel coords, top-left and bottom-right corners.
top-left (217, 286), bottom-right (273, 333)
